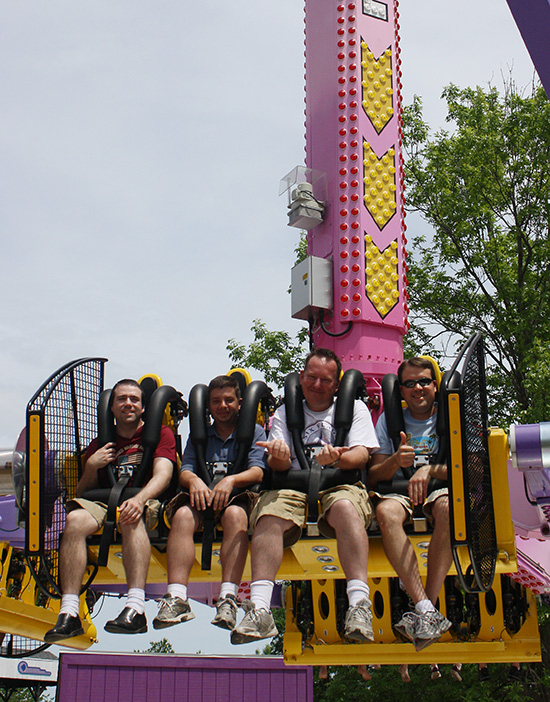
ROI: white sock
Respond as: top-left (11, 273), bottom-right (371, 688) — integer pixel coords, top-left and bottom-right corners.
top-left (250, 580), bottom-right (274, 611)
top-left (347, 579), bottom-right (371, 607)
top-left (125, 588), bottom-right (145, 615)
top-left (59, 594), bottom-right (80, 618)
top-left (167, 583), bottom-right (188, 601)
top-left (220, 582), bottom-right (239, 599)
top-left (415, 598), bottom-right (436, 615)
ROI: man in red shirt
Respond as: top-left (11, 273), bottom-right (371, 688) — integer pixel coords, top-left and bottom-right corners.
top-left (45, 379), bottom-right (176, 642)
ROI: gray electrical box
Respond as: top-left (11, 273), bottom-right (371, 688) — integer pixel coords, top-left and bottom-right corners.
top-left (291, 256), bottom-right (333, 320)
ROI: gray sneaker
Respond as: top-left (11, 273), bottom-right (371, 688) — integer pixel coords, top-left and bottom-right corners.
top-left (153, 594), bottom-right (195, 630)
top-left (211, 595), bottom-right (238, 631)
top-left (344, 599), bottom-right (374, 642)
top-left (394, 611), bottom-right (417, 642)
top-left (230, 607), bottom-right (278, 645)
top-left (412, 610), bottom-right (451, 651)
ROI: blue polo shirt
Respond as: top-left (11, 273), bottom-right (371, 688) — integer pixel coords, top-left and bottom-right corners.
top-left (181, 422), bottom-right (267, 477)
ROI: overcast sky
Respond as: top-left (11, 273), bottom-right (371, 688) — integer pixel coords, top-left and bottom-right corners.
top-left (0, 0), bottom-right (536, 448)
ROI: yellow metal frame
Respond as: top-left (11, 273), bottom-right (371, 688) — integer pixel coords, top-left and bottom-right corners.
top-left (0, 542), bottom-right (97, 649)
top-left (283, 577), bottom-right (540, 665)
top-left (27, 412), bottom-right (42, 554)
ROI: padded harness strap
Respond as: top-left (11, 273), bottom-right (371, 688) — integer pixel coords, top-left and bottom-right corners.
top-left (97, 476), bottom-right (131, 567)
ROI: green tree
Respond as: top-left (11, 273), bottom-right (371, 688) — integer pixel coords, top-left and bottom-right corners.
top-left (227, 319), bottom-right (309, 390)
top-left (402, 82), bottom-right (550, 425)
top-left (227, 231), bottom-right (309, 389)
top-left (135, 637), bottom-right (175, 654)
top-left (0, 688), bottom-right (53, 702)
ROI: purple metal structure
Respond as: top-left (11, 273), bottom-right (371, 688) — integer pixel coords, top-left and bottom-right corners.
top-left (506, 0), bottom-right (550, 97)
top-left (507, 422), bottom-right (550, 594)
top-left (56, 653), bottom-right (313, 702)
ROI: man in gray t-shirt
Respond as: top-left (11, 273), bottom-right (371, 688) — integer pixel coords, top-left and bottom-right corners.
top-left (369, 357), bottom-right (452, 651)
top-left (231, 348), bottom-right (379, 647)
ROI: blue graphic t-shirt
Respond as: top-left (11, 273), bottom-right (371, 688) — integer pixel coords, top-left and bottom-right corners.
top-left (374, 407), bottom-right (438, 480)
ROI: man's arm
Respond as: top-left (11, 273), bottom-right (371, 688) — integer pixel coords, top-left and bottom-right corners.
top-left (367, 432), bottom-right (414, 487)
top-left (118, 456), bottom-right (173, 524)
top-left (315, 443), bottom-right (369, 469)
top-left (209, 465), bottom-right (264, 512)
top-left (75, 442), bottom-right (116, 497)
top-left (257, 407), bottom-right (293, 472)
top-left (407, 461), bottom-right (447, 505)
top-left (257, 439), bottom-right (292, 472)
top-left (178, 469), bottom-right (211, 511)
top-left (322, 399), bottom-right (376, 470)
top-left (327, 444), bottom-right (369, 469)
top-left (174, 433), bottom-right (212, 511)
top-left (368, 430), bottom-right (447, 503)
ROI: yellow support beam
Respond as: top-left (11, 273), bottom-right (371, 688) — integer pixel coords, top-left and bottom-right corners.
top-left (0, 542), bottom-right (96, 650)
top-left (283, 578), bottom-right (541, 665)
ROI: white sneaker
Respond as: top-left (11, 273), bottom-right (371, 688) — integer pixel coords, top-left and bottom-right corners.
top-left (344, 599), bottom-right (374, 642)
top-left (230, 607), bottom-right (278, 645)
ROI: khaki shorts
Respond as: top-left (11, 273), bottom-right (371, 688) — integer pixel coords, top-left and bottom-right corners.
top-left (369, 487), bottom-right (448, 524)
top-left (67, 497), bottom-right (161, 532)
top-left (164, 490), bottom-right (257, 529)
top-left (250, 483), bottom-right (373, 547)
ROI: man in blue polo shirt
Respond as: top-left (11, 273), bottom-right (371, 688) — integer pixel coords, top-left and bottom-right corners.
top-left (153, 375), bottom-right (265, 632)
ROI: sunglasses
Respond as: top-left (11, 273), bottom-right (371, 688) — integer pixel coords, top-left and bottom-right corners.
top-left (400, 378), bottom-right (434, 389)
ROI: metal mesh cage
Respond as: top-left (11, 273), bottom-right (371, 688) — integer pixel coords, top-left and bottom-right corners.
top-left (25, 358), bottom-right (106, 596)
top-left (446, 334), bottom-right (496, 592)
top-left (461, 338), bottom-right (496, 590)
top-left (0, 633), bottom-right (50, 659)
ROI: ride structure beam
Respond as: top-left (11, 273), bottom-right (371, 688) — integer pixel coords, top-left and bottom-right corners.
top-left (304, 0), bottom-right (406, 389)
top-left (506, 0), bottom-right (550, 99)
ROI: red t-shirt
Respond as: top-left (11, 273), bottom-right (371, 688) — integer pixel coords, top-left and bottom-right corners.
top-left (84, 424), bottom-right (176, 488)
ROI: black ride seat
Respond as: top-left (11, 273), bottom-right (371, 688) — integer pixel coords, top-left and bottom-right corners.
top-left (185, 378), bottom-right (273, 570)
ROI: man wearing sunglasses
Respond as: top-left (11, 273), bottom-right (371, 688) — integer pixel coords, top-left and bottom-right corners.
top-left (369, 358), bottom-right (452, 650)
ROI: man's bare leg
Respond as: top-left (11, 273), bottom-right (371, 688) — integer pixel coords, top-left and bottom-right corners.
top-left (211, 505), bottom-right (251, 630)
top-left (165, 505), bottom-right (200, 586)
top-left (325, 499), bottom-right (373, 642)
top-left (325, 499), bottom-right (369, 582)
top-left (231, 514), bottom-right (294, 644)
top-left (376, 499), bottom-right (427, 604)
top-left (44, 508), bottom-right (100, 642)
top-left (250, 514), bottom-right (294, 582)
top-left (120, 519), bottom-right (151, 591)
top-left (59, 508), bottom-right (100, 595)
top-left (103, 518), bottom-right (152, 633)
top-left (425, 496), bottom-right (452, 605)
top-left (219, 505), bottom-right (249, 585)
top-left (152, 505), bottom-right (199, 630)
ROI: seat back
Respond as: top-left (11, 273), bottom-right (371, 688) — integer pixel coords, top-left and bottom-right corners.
top-left (187, 376), bottom-right (272, 570)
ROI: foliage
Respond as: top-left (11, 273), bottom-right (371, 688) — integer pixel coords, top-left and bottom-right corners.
top-left (134, 637), bottom-right (175, 654)
top-left (313, 662), bottom-right (528, 702)
top-left (260, 607), bottom-right (286, 656)
top-left (227, 319), bottom-right (309, 390)
top-left (0, 687), bottom-right (53, 701)
top-left (402, 82), bottom-right (550, 425)
top-left (294, 230), bottom-right (308, 266)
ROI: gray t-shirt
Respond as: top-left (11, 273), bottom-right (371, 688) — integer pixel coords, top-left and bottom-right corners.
top-left (268, 399), bottom-right (379, 471)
